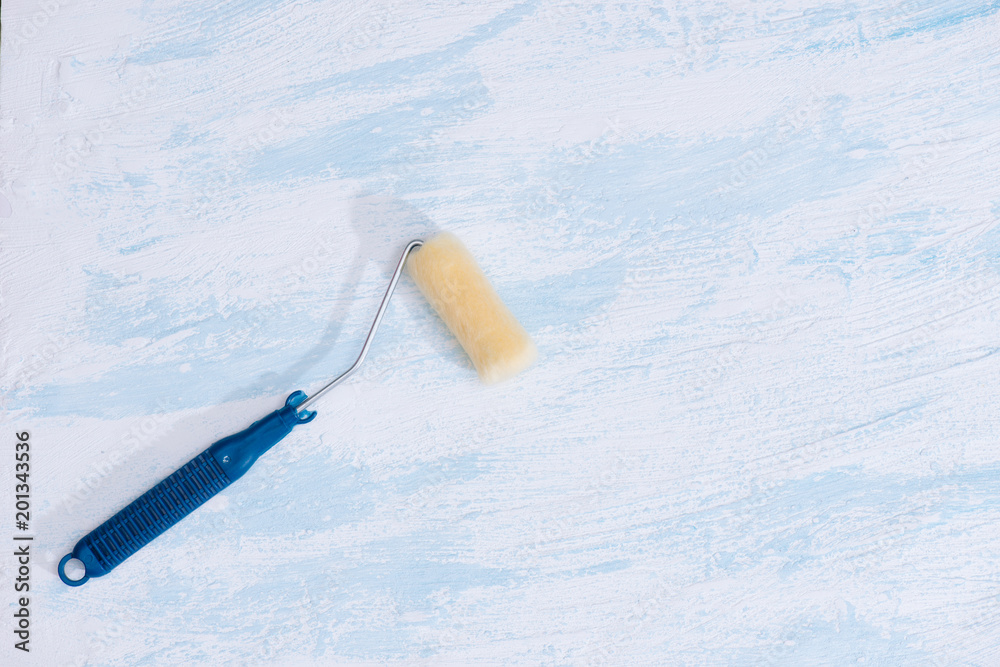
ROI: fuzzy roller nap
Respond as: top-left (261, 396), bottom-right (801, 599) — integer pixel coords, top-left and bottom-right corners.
top-left (407, 232), bottom-right (536, 383)
top-left (59, 234), bottom-right (535, 586)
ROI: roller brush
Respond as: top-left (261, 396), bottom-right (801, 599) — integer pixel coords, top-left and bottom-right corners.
top-left (59, 233), bottom-right (536, 586)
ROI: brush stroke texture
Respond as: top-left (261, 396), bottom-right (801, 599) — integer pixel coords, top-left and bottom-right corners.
top-left (2, 0), bottom-right (999, 664)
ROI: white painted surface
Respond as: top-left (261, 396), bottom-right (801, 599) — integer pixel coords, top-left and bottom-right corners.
top-left (2, 1), bottom-right (999, 664)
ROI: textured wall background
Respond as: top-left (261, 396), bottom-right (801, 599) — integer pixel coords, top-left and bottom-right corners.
top-left (2, 0), bottom-right (999, 664)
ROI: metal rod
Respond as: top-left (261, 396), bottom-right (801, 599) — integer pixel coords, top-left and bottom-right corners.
top-left (295, 239), bottom-right (423, 414)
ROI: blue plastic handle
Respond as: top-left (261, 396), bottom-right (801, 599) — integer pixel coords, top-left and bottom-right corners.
top-left (58, 391), bottom-right (316, 586)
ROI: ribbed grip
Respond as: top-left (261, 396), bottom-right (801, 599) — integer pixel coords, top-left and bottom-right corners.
top-left (59, 391), bottom-right (316, 587)
top-left (83, 451), bottom-right (230, 573)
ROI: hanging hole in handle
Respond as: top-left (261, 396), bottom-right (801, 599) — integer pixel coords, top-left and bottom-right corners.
top-left (58, 554), bottom-right (90, 587)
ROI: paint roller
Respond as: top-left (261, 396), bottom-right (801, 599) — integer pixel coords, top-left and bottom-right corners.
top-left (58, 233), bottom-right (536, 586)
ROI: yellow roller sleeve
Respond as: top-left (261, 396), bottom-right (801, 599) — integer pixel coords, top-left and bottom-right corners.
top-left (406, 232), bottom-right (537, 384)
